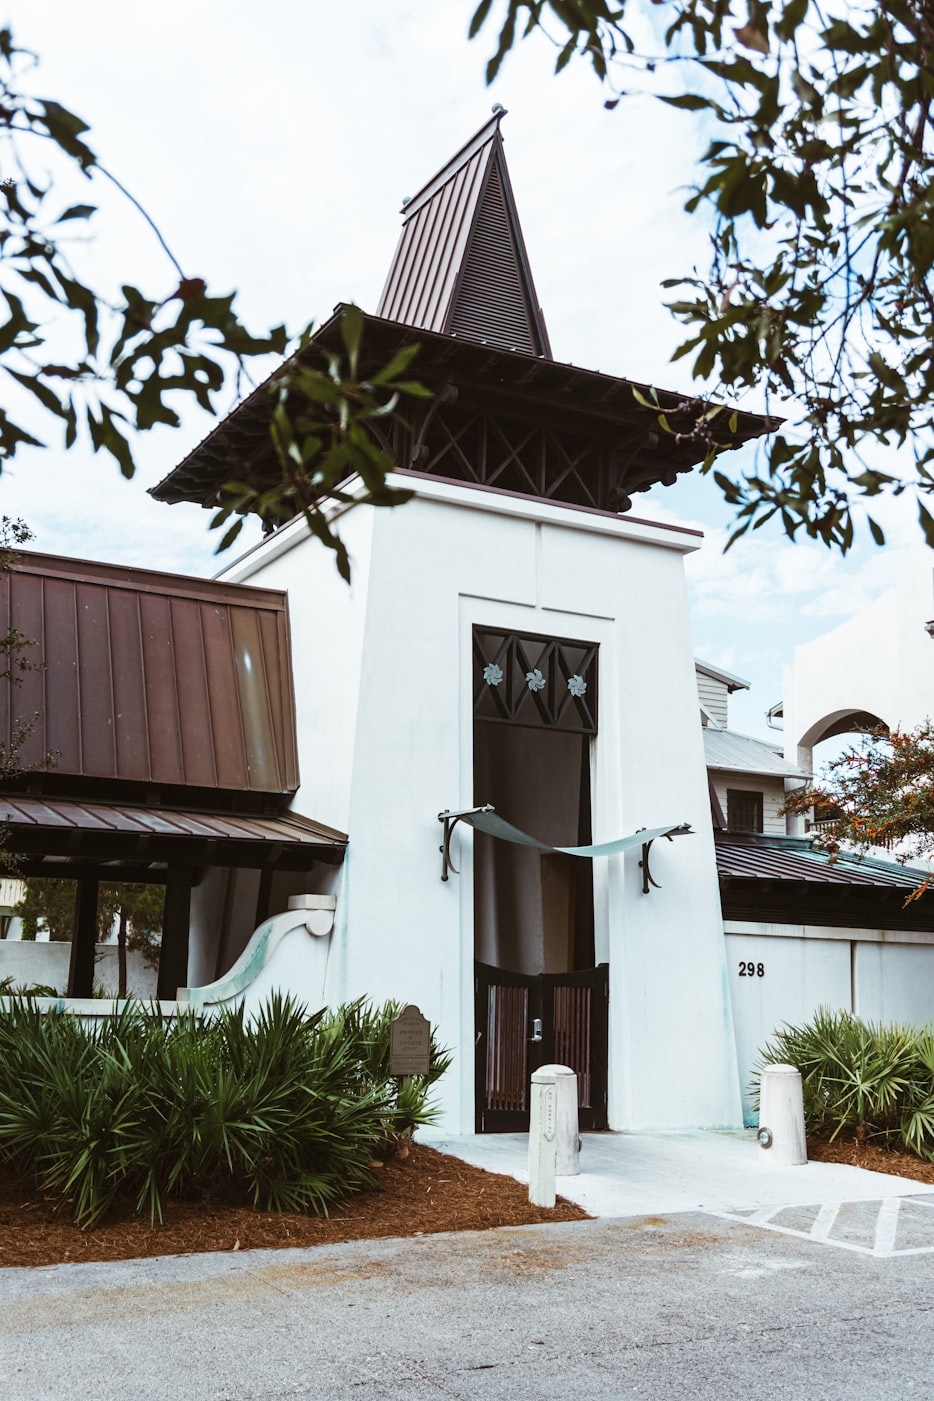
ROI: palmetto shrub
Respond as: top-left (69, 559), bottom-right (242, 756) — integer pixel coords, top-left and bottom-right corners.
top-left (756, 1006), bottom-right (934, 1160)
top-left (0, 993), bottom-right (451, 1228)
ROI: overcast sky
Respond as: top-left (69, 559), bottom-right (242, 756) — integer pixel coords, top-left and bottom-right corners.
top-left (5, 1), bottom-right (925, 744)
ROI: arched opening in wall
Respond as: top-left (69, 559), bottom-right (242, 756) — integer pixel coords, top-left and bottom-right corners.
top-left (471, 627), bottom-right (607, 1132)
top-left (802, 709), bottom-right (890, 751)
top-left (797, 708), bottom-right (890, 837)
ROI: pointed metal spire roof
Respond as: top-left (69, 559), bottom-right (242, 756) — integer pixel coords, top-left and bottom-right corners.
top-left (376, 111), bottom-right (552, 358)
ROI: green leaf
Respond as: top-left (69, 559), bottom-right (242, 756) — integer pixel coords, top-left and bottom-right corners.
top-left (340, 305), bottom-right (363, 376)
top-left (37, 100), bottom-right (96, 170)
top-left (659, 93), bottom-right (711, 111)
top-left (918, 501), bottom-right (934, 549)
top-left (468, 0), bottom-right (494, 40)
top-left (55, 204), bottom-right (96, 223)
top-left (6, 368), bottom-right (65, 418)
top-left (215, 519), bottom-right (243, 553)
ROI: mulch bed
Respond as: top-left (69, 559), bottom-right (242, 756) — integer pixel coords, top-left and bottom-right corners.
top-left (0, 1142), bottom-right (590, 1270)
top-left (806, 1132), bottom-right (934, 1185)
top-left (6, 1133), bottom-right (933, 1271)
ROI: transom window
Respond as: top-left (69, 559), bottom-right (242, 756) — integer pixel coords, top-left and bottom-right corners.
top-left (473, 627), bottom-right (597, 734)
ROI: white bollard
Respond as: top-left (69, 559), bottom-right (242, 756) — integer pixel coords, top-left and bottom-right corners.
top-left (537, 1063), bottom-right (580, 1176)
top-left (528, 1067), bottom-right (558, 1207)
top-left (758, 1063), bottom-right (807, 1166)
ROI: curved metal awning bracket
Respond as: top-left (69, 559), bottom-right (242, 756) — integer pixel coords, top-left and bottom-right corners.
top-left (637, 823), bottom-right (693, 895)
top-left (438, 804), bottom-right (494, 882)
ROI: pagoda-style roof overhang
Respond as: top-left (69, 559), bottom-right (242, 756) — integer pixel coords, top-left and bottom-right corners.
top-left (152, 307), bottom-right (779, 519)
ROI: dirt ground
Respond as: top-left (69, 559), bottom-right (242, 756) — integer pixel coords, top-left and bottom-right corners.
top-left (3, 1132), bottom-right (933, 1270)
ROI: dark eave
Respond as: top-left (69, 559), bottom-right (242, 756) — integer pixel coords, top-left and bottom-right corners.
top-left (716, 834), bottom-right (934, 934)
top-left (0, 793), bottom-right (346, 873)
top-left (152, 307), bottom-right (779, 512)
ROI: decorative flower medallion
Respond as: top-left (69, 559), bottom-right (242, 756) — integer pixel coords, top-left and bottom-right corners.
top-left (483, 662), bottom-right (504, 687)
top-left (525, 668), bottom-right (546, 693)
top-left (567, 674), bottom-right (587, 698)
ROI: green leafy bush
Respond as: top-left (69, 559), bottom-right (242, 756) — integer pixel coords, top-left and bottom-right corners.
top-left (0, 993), bottom-right (451, 1228)
top-left (756, 1006), bottom-right (934, 1160)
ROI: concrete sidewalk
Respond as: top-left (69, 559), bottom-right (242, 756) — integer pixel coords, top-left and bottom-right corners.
top-left (421, 1128), bottom-right (934, 1216)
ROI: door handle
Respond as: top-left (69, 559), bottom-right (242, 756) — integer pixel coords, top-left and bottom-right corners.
top-left (529, 1017), bottom-right (543, 1043)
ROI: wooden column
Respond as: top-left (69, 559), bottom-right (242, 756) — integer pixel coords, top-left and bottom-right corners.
top-left (158, 864), bottom-right (192, 1000)
top-left (67, 877), bottom-right (99, 998)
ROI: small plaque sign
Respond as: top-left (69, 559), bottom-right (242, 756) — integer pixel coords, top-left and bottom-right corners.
top-left (390, 1004), bottom-right (431, 1076)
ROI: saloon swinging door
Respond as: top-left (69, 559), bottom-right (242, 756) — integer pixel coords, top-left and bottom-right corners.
top-left (472, 626), bottom-right (608, 1132)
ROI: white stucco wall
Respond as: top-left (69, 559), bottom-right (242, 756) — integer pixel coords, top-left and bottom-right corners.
top-left (222, 479), bottom-right (743, 1133)
top-left (726, 920), bottom-right (934, 1123)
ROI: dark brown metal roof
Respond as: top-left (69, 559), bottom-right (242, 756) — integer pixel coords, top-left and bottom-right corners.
top-left (152, 308), bottom-right (778, 515)
top-left (376, 111), bottom-right (551, 358)
top-left (0, 552), bottom-right (300, 796)
top-left (0, 793), bottom-right (345, 871)
top-left (715, 834), bottom-right (923, 888)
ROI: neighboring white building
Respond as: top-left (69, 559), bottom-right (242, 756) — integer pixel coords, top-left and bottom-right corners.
top-left (697, 658), bottom-right (807, 838)
top-left (781, 546), bottom-right (934, 774)
top-left (704, 644), bottom-right (934, 1124)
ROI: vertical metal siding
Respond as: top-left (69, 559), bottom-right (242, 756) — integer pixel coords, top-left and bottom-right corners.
top-left (1, 554), bottom-right (300, 794)
top-left (377, 141), bottom-right (492, 334)
top-left (200, 603), bottom-right (249, 791)
top-left (109, 588), bottom-right (151, 782)
top-left (169, 596), bottom-right (218, 789)
top-left (139, 591), bottom-right (185, 784)
top-left (43, 576), bottom-right (81, 774)
top-left (76, 583), bottom-right (117, 777)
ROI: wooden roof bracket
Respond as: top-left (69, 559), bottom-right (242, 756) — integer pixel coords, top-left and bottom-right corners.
top-left (410, 384), bottom-right (458, 467)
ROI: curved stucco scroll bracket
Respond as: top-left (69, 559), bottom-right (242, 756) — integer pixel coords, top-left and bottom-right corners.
top-left (177, 894), bottom-right (337, 1015)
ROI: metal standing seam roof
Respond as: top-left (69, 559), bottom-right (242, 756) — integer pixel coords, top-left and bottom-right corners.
top-left (704, 728), bottom-right (809, 779)
top-left (0, 794), bottom-right (346, 849)
top-left (0, 552), bottom-right (300, 796)
top-left (376, 111), bottom-right (551, 357)
top-left (151, 308), bottom-right (780, 512)
top-left (715, 835), bottom-right (925, 888)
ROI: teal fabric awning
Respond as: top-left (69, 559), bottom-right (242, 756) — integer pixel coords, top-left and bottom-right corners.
top-left (463, 810), bottom-right (691, 859)
top-left (438, 804), bottom-right (692, 883)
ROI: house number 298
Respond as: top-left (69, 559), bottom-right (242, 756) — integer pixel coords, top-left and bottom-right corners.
top-left (738, 961), bottom-right (765, 977)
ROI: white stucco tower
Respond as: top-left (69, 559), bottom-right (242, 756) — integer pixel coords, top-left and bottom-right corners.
top-left (154, 113), bottom-right (773, 1133)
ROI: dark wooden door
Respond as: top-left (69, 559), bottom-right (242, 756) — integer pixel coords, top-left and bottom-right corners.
top-left (475, 961), bottom-right (608, 1132)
